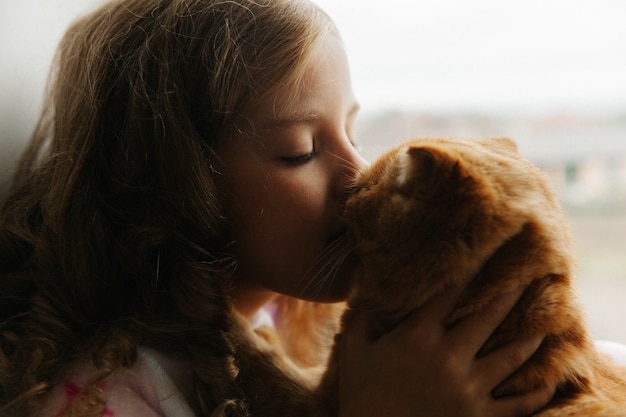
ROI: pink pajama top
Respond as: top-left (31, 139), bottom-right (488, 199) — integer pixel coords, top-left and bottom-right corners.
top-left (38, 308), bottom-right (626, 417)
top-left (38, 347), bottom-right (196, 417)
top-left (38, 308), bottom-right (277, 417)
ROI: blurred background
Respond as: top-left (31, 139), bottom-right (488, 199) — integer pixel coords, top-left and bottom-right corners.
top-left (1, 0), bottom-right (625, 343)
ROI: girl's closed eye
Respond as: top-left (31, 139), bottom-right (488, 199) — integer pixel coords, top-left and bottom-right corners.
top-left (280, 150), bottom-right (318, 166)
top-left (272, 131), bottom-right (317, 166)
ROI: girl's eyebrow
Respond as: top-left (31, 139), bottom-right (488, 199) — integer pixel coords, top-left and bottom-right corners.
top-left (264, 102), bottom-right (361, 130)
top-left (265, 108), bottom-right (322, 129)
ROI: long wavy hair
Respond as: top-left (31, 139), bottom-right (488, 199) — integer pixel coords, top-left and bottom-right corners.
top-left (0, 0), bottom-right (341, 415)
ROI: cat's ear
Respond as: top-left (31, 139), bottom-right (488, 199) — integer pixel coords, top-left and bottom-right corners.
top-left (397, 146), bottom-right (438, 196)
top-left (482, 137), bottom-right (518, 154)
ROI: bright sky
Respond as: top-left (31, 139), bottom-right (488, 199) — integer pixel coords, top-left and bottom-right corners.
top-left (316, 0), bottom-right (626, 115)
top-left (1, 0), bottom-right (625, 125)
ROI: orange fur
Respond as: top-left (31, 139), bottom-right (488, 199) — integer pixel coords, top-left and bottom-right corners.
top-left (313, 137), bottom-right (626, 416)
top-left (272, 296), bottom-right (344, 369)
top-left (234, 137), bottom-right (626, 416)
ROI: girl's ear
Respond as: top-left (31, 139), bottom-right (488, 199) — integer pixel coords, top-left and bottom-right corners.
top-left (396, 146), bottom-right (438, 197)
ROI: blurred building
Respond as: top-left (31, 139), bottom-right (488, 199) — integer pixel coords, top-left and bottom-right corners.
top-left (356, 111), bottom-right (626, 212)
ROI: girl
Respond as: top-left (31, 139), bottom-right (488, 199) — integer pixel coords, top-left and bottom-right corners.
top-left (0, 0), bottom-right (556, 415)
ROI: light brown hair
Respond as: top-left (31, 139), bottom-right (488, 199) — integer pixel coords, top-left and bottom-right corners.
top-left (0, 0), bottom-right (339, 415)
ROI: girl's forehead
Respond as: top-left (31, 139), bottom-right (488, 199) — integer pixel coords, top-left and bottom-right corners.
top-left (249, 35), bottom-right (351, 127)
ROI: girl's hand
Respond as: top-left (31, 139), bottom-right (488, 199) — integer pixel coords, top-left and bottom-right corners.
top-left (338, 284), bottom-right (556, 417)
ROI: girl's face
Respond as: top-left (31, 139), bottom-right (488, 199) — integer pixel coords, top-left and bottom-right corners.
top-left (217, 35), bottom-right (367, 310)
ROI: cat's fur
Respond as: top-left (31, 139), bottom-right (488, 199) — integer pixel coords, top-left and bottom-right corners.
top-left (311, 137), bottom-right (626, 416)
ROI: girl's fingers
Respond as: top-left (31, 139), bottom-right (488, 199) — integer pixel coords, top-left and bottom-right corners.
top-left (447, 284), bottom-right (527, 356)
top-left (419, 283), bottom-right (469, 320)
top-left (382, 284), bottom-right (467, 346)
top-left (488, 382), bottom-right (556, 417)
top-left (475, 333), bottom-right (545, 390)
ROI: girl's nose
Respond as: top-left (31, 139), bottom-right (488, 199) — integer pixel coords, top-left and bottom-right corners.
top-left (332, 140), bottom-right (369, 201)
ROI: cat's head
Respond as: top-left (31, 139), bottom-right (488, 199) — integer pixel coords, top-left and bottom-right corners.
top-left (343, 137), bottom-right (568, 306)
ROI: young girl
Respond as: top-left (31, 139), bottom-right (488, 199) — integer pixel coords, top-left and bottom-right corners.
top-left (0, 0), bottom-right (557, 415)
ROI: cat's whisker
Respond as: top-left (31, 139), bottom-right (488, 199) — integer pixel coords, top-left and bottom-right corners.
top-left (313, 244), bottom-right (349, 293)
top-left (297, 234), bottom-right (353, 300)
top-left (326, 151), bottom-right (363, 174)
top-left (298, 242), bottom-right (344, 297)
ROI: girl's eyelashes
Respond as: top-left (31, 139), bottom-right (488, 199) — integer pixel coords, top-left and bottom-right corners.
top-left (279, 151), bottom-right (318, 166)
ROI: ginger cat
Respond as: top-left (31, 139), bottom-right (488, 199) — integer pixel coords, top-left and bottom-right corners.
top-left (313, 137), bottom-right (626, 416)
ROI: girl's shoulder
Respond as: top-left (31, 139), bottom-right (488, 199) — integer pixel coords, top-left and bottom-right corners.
top-left (38, 347), bottom-right (196, 417)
